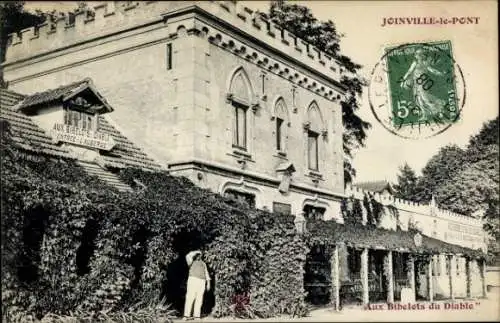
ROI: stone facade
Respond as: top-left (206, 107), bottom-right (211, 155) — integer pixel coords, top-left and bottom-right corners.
top-left (3, 1), bottom-right (346, 220)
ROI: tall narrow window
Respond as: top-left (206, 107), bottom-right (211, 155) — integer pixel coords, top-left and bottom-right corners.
top-left (166, 43), bottom-right (172, 70)
top-left (308, 130), bottom-right (319, 171)
top-left (233, 102), bottom-right (247, 149)
top-left (274, 98), bottom-right (288, 154)
top-left (276, 117), bottom-right (284, 151)
top-left (229, 68), bottom-right (253, 151)
top-left (260, 72), bottom-right (266, 97)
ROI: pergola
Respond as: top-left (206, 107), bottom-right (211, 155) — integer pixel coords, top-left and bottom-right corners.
top-left (304, 219), bottom-right (487, 309)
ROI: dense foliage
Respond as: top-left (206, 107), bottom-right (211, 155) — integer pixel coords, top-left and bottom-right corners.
top-left (266, 1), bottom-right (371, 184)
top-left (393, 117), bottom-right (499, 260)
top-left (341, 193), bottom-right (385, 228)
top-left (393, 163), bottom-right (419, 200)
top-left (1, 122), bottom-right (309, 321)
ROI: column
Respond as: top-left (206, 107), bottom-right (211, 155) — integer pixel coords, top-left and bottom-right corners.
top-left (480, 259), bottom-right (487, 298)
top-left (427, 256), bottom-right (434, 302)
top-left (361, 248), bottom-right (369, 305)
top-left (384, 251), bottom-right (394, 303)
top-left (330, 245), bottom-right (340, 310)
top-left (465, 258), bottom-right (471, 298)
top-left (407, 255), bottom-right (416, 302)
top-left (448, 255), bottom-right (455, 300)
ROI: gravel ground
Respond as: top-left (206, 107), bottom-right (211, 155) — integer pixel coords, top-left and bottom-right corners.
top-left (174, 288), bottom-right (500, 322)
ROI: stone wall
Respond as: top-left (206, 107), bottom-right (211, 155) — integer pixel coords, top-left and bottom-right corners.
top-left (4, 1), bottom-right (345, 200)
top-left (345, 185), bottom-right (487, 252)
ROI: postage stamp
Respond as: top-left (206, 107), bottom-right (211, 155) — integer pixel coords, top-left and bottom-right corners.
top-left (369, 41), bottom-right (466, 139)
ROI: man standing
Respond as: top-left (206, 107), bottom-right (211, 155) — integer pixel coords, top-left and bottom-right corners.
top-left (183, 250), bottom-right (211, 320)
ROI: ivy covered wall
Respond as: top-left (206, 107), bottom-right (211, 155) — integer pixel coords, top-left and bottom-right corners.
top-left (1, 127), bottom-right (309, 321)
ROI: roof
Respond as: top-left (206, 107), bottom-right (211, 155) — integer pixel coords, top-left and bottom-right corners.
top-left (1, 87), bottom-right (161, 171)
top-left (353, 180), bottom-right (394, 194)
top-left (307, 219), bottom-right (484, 259)
top-left (16, 78), bottom-right (114, 114)
top-left (1, 89), bottom-right (72, 158)
top-left (97, 117), bottom-right (161, 170)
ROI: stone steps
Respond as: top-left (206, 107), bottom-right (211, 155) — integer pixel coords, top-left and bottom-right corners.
top-left (77, 161), bottom-right (133, 192)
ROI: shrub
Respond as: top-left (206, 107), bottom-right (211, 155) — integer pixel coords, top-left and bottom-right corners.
top-left (2, 132), bottom-right (310, 320)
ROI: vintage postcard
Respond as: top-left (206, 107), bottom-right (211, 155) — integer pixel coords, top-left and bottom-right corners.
top-left (0, 1), bottom-right (498, 322)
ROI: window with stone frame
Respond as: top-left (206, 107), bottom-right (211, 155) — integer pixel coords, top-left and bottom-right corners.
top-left (233, 101), bottom-right (247, 149)
top-left (229, 68), bottom-right (253, 151)
top-left (224, 189), bottom-right (256, 208)
top-left (306, 102), bottom-right (324, 172)
top-left (272, 202), bottom-right (291, 216)
top-left (307, 131), bottom-right (319, 171)
top-left (274, 98), bottom-right (289, 154)
top-left (303, 205), bottom-right (325, 220)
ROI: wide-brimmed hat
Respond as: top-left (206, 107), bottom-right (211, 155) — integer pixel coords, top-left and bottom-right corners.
top-left (185, 250), bottom-right (202, 266)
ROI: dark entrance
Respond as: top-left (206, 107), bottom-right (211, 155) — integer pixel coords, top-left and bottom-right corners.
top-left (369, 250), bottom-right (387, 302)
top-left (161, 230), bottom-right (215, 317)
top-left (304, 244), bottom-right (331, 306)
top-left (340, 247), bottom-right (362, 306)
top-left (393, 252), bottom-right (410, 301)
top-left (414, 255), bottom-right (427, 300)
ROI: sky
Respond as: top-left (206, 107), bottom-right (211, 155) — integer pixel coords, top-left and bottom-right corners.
top-left (24, 1), bottom-right (499, 183)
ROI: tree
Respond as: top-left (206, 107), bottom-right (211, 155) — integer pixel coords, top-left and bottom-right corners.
top-left (461, 117), bottom-right (497, 164)
top-left (0, 1), bottom-right (45, 87)
top-left (393, 163), bottom-right (419, 200)
top-left (413, 144), bottom-right (467, 203)
top-left (406, 117), bottom-right (499, 259)
top-left (267, 1), bottom-right (371, 184)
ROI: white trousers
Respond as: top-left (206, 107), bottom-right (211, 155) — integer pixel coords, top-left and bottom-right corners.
top-left (184, 276), bottom-right (206, 318)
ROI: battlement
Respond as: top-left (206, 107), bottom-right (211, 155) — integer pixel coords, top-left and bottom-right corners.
top-left (345, 184), bottom-right (482, 225)
top-left (5, 1), bottom-right (342, 85)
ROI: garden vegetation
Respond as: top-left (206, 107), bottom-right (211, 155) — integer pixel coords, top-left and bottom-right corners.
top-left (1, 119), bottom-right (308, 322)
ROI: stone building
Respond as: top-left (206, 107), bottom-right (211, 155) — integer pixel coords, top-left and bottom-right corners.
top-left (1, 0), bottom-right (489, 309)
top-left (3, 0), bottom-right (345, 220)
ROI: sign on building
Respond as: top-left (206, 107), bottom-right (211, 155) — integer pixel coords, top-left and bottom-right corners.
top-left (50, 123), bottom-right (115, 151)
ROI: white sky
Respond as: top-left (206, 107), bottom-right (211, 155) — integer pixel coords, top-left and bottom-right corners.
top-left (25, 1), bottom-right (499, 183)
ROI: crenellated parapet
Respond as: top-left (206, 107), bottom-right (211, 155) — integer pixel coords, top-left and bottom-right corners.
top-left (344, 184), bottom-right (483, 226)
top-left (4, 1), bottom-right (343, 90)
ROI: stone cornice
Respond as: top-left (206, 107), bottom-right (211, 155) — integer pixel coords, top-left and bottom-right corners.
top-left (4, 1), bottom-right (347, 100)
top-left (168, 158), bottom-right (346, 200)
top-left (187, 6), bottom-right (347, 99)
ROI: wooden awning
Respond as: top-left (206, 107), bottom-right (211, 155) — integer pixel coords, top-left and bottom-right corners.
top-left (306, 219), bottom-right (484, 259)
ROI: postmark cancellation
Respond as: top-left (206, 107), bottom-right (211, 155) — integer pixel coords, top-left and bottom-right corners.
top-left (369, 41), bottom-right (466, 139)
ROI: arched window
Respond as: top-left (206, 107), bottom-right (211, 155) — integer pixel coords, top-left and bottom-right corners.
top-left (228, 68), bottom-right (253, 150)
top-left (224, 189), bottom-right (256, 208)
top-left (305, 102), bottom-right (324, 171)
top-left (273, 98), bottom-right (289, 153)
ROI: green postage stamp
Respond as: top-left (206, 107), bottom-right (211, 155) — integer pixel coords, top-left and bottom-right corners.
top-left (369, 41), bottom-right (466, 139)
top-left (387, 41), bottom-right (459, 127)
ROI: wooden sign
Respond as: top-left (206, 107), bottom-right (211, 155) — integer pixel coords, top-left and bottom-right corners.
top-left (50, 123), bottom-right (115, 151)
